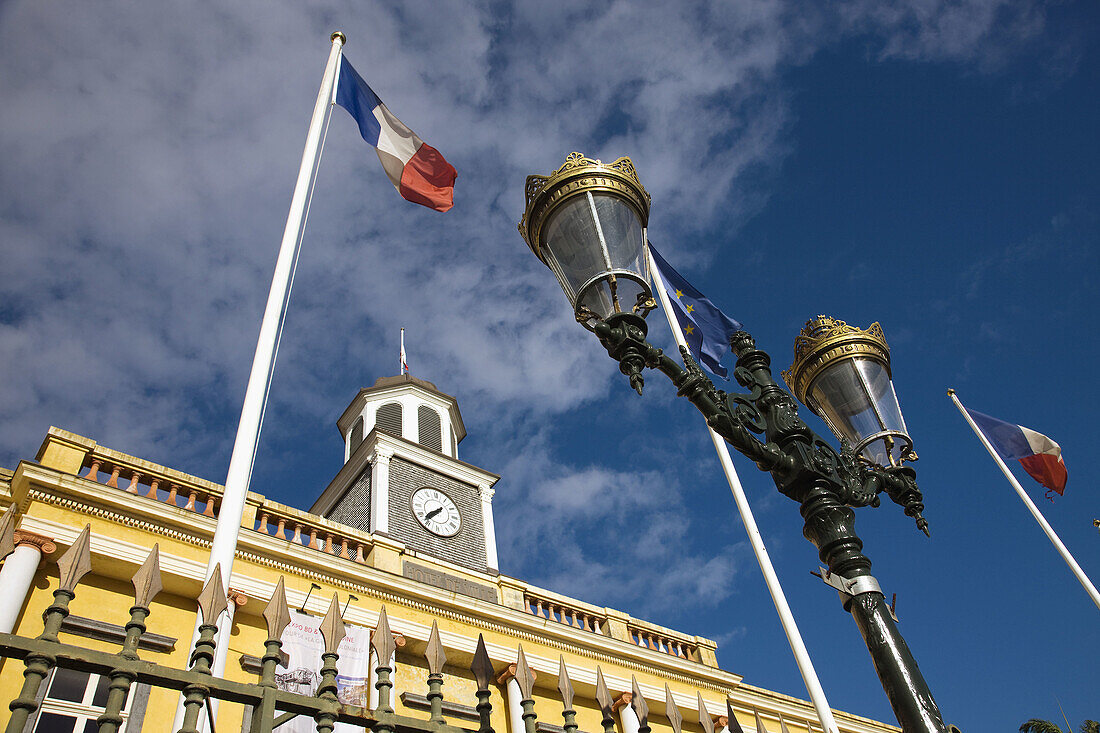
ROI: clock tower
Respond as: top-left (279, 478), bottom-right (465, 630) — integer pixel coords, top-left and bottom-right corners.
top-left (309, 375), bottom-right (500, 574)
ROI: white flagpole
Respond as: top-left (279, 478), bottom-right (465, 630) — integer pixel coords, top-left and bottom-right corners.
top-left (948, 389), bottom-right (1100, 610)
top-left (173, 32), bottom-right (347, 731)
top-left (645, 246), bottom-right (840, 733)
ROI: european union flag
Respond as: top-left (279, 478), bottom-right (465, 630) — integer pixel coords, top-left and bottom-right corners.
top-left (649, 244), bottom-right (743, 378)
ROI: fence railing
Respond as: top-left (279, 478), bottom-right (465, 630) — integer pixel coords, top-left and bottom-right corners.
top-left (0, 504), bottom-right (741, 733)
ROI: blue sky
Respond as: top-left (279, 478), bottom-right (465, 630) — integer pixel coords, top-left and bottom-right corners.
top-left (1, 1), bottom-right (1097, 730)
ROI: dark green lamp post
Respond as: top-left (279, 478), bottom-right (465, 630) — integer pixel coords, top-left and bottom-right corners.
top-left (519, 152), bottom-right (948, 733)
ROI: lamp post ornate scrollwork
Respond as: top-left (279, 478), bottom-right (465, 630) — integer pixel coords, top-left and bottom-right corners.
top-left (518, 153), bottom-right (948, 733)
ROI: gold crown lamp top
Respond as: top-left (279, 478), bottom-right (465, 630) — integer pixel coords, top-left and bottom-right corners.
top-left (782, 316), bottom-right (891, 406)
top-left (518, 152), bottom-right (651, 264)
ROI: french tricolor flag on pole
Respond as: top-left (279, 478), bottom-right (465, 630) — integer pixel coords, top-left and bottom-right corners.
top-left (335, 56), bottom-right (457, 212)
top-left (963, 407), bottom-right (1068, 497)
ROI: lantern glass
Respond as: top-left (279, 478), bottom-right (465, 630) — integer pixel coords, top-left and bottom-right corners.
top-left (541, 191), bottom-right (648, 325)
top-left (807, 357), bottom-right (910, 466)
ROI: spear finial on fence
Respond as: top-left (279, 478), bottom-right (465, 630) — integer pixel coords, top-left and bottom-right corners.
top-left (697, 694), bottom-right (714, 733)
top-left (426, 619), bottom-right (446, 674)
top-left (196, 564), bottom-right (228, 626)
top-left (630, 676), bottom-right (650, 731)
top-left (515, 645), bottom-right (537, 733)
top-left (471, 633), bottom-right (494, 692)
top-left (315, 593), bottom-right (345, 733)
top-left (514, 645), bottom-right (535, 700)
top-left (0, 503), bottom-right (16, 561)
top-left (259, 577), bottom-right (291, 691)
top-left (558, 656), bottom-right (578, 733)
top-left (320, 593), bottom-right (346, 654)
top-left (595, 667), bottom-right (616, 733)
top-left (425, 620), bottom-right (447, 724)
top-left (372, 606), bottom-right (396, 714)
top-left (557, 656), bottom-right (575, 711)
top-left (664, 684), bottom-right (682, 733)
top-left (57, 524), bottom-right (93, 594)
top-left (264, 577), bottom-right (292, 640)
top-left (132, 544), bottom-right (163, 608)
top-left (471, 634), bottom-right (495, 733)
top-left (372, 606), bottom-right (396, 661)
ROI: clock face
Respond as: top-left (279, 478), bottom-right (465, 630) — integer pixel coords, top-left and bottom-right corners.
top-left (411, 487), bottom-right (461, 537)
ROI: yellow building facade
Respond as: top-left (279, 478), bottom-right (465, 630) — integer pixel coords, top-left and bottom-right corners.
top-left (0, 376), bottom-right (898, 733)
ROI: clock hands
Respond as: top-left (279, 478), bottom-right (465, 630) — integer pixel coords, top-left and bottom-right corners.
top-left (424, 507), bottom-right (444, 521)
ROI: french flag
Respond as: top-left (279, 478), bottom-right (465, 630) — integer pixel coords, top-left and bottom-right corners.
top-left (335, 56), bottom-right (456, 212)
top-left (964, 407), bottom-right (1068, 497)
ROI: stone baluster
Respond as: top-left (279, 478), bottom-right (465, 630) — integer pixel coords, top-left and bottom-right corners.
top-left (185, 491), bottom-right (197, 511)
top-left (83, 459), bottom-right (102, 481)
top-left (106, 464), bottom-right (122, 488)
top-left (165, 484), bottom-right (178, 506)
top-left (257, 513), bottom-right (269, 534)
top-left (126, 470), bottom-right (143, 494)
top-left (275, 518), bottom-right (286, 540)
top-left (145, 478), bottom-right (160, 499)
top-left (202, 495), bottom-right (216, 517)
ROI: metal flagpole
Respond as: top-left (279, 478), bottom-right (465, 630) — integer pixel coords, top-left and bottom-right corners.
top-left (173, 32), bottom-right (348, 731)
top-left (949, 389), bottom-right (1100, 610)
top-left (645, 245), bottom-right (840, 733)
top-left (401, 327), bottom-right (408, 374)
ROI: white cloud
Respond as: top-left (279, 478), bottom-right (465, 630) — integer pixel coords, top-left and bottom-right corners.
top-left (0, 0), bottom-right (1071, 623)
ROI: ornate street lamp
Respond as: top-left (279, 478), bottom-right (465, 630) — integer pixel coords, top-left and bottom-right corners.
top-left (783, 316), bottom-right (916, 469)
top-left (519, 153), bottom-right (947, 732)
top-left (519, 152), bottom-right (656, 329)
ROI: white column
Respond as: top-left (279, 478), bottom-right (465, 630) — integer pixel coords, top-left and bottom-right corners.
top-left (0, 531), bottom-right (56, 633)
top-left (497, 663), bottom-right (535, 733)
top-left (615, 693), bottom-right (640, 733)
top-left (503, 676), bottom-right (524, 733)
top-left (371, 448), bottom-right (393, 535)
top-left (479, 483), bottom-right (499, 572)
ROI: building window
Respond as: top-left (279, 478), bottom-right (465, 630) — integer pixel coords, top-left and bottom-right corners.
top-left (33, 668), bottom-right (133, 732)
top-left (349, 416), bottom-right (364, 454)
top-left (375, 402), bottom-right (402, 437)
top-left (418, 406), bottom-right (442, 452)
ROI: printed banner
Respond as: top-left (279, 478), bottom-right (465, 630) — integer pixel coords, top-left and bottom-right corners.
top-left (275, 610), bottom-right (372, 732)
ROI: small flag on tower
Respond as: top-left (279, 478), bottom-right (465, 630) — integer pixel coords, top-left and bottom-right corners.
top-left (649, 244), bottom-right (743, 378)
top-left (962, 407), bottom-right (1068, 497)
top-left (335, 56), bottom-right (457, 212)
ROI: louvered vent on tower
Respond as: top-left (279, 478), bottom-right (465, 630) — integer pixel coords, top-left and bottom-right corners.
top-left (376, 402), bottom-right (403, 437)
top-left (418, 406), bottom-right (443, 452)
top-left (349, 417), bottom-right (364, 453)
